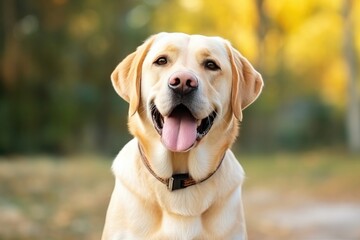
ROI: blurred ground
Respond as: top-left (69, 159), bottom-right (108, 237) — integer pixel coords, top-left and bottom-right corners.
top-left (0, 156), bottom-right (112, 240)
top-left (0, 153), bottom-right (359, 240)
top-left (242, 153), bottom-right (360, 240)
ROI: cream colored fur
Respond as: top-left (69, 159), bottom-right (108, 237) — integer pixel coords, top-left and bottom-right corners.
top-left (102, 32), bottom-right (263, 240)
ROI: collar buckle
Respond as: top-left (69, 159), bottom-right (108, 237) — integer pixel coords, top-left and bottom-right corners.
top-left (168, 174), bottom-right (190, 191)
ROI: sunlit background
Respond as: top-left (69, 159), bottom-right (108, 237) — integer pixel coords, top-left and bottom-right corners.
top-left (1, 0), bottom-right (360, 239)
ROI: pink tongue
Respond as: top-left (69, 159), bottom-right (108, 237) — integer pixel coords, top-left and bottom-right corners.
top-left (162, 107), bottom-right (197, 152)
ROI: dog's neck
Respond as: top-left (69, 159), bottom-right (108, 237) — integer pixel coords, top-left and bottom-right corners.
top-left (132, 109), bottom-right (238, 185)
top-left (138, 142), bottom-right (225, 191)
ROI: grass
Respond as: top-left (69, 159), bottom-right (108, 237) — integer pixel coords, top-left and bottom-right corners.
top-left (0, 152), bottom-right (359, 239)
top-left (0, 155), bottom-right (113, 240)
top-left (241, 152), bottom-right (360, 200)
top-left (241, 152), bottom-right (360, 240)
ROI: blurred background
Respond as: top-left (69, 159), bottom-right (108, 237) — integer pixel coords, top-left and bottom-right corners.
top-left (1, 0), bottom-right (360, 239)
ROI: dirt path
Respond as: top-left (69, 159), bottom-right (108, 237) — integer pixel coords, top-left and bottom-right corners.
top-left (244, 189), bottom-right (360, 240)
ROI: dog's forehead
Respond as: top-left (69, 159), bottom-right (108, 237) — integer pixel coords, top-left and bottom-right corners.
top-left (148, 33), bottom-right (228, 58)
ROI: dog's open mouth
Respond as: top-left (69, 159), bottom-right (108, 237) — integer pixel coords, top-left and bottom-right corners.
top-left (151, 103), bottom-right (216, 152)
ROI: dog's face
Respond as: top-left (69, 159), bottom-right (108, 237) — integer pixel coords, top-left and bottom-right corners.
top-left (112, 33), bottom-right (263, 152)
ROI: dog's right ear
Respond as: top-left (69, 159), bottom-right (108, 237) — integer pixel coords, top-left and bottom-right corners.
top-left (111, 35), bottom-right (155, 116)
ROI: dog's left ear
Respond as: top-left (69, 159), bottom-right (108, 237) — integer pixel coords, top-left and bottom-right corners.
top-left (111, 35), bottom-right (156, 116)
top-left (226, 44), bottom-right (264, 121)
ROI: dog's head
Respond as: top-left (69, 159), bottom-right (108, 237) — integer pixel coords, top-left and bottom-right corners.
top-left (112, 32), bottom-right (263, 152)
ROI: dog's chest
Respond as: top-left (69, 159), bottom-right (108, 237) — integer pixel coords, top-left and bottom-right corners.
top-left (146, 206), bottom-right (236, 239)
top-left (157, 212), bottom-right (203, 239)
top-left (110, 141), bottom-right (245, 239)
top-left (136, 189), bottom-right (242, 239)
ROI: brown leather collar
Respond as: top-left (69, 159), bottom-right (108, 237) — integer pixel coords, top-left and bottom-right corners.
top-left (138, 143), bottom-right (225, 191)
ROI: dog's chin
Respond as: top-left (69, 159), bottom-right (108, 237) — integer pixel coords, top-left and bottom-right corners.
top-left (150, 103), bottom-right (216, 152)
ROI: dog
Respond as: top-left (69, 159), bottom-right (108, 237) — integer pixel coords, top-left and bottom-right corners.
top-left (102, 32), bottom-right (263, 240)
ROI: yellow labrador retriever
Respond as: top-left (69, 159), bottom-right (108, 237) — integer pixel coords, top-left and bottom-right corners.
top-left (102, 32), bottom-right (263, 240)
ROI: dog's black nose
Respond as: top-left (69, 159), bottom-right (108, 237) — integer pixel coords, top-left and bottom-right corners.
top-left (168, 71), bottom-right (198, 95)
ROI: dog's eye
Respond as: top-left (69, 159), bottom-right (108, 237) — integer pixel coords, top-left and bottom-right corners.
top-left (204, 60), bottom-right (220, 71)
top-left (154, 57), bottom-right (168, 66)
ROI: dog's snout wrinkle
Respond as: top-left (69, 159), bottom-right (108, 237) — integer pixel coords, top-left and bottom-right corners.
top-left (168, 71), bottom-right (198, 95)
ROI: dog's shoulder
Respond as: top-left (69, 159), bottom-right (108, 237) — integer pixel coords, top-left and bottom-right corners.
top-left (214, 150), bottom-right (245, 196)
top-left (112, 138), bottom-right (139, 178)
top-left (223, 150), bottom-right (244, 176)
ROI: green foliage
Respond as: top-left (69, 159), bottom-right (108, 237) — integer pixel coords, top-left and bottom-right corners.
top-left (0, 0), bottom-right (358, 154)
top-left (1, 0), bottom-right (145, 154)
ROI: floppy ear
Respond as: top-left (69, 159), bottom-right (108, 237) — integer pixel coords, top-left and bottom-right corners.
top-left (111, 36), bottom-right (155, 116)
top-left (227, 44), bottom-right (264, 121)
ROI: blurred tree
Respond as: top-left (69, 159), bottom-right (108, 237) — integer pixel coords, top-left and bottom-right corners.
top-left (0, 0), bottom-right (359, 155)
top-left (0, 0), bottom-right (151, 155)
top-left (343, 0), bottom-right (360, 153)
top-left (149, 0), bottom-right (359, 152)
